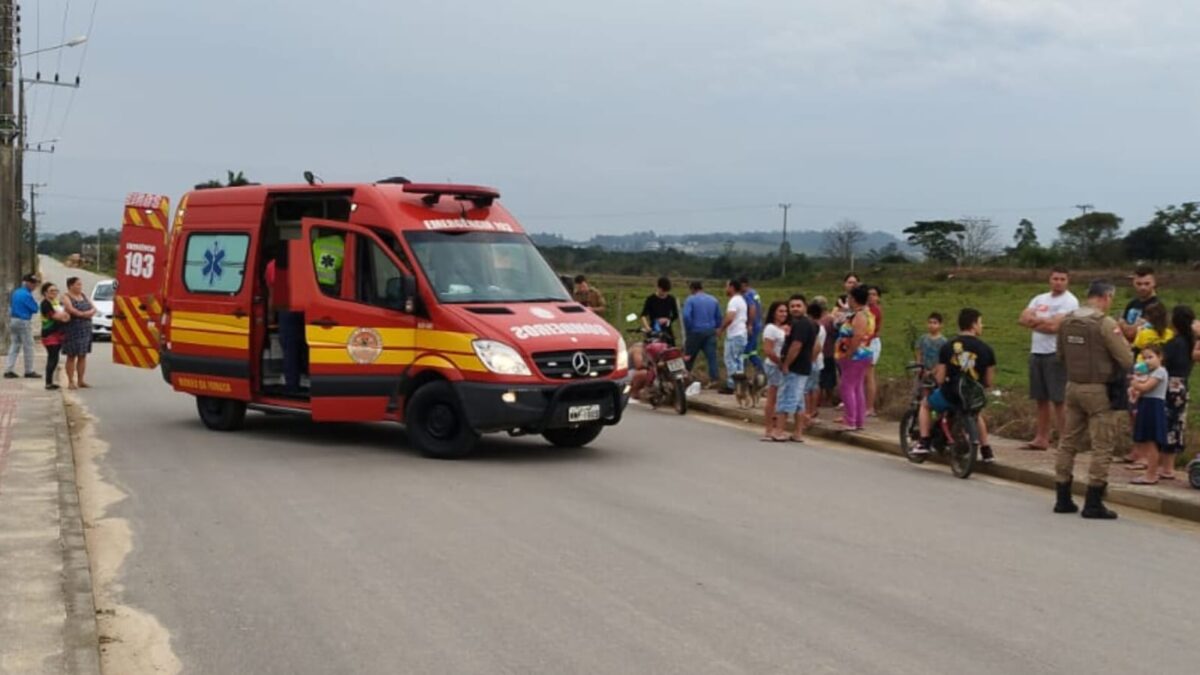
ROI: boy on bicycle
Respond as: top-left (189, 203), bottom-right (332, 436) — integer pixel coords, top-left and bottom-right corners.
top-left (914, 308), bottom-right (998, 463)
top-left (913, 312), bottom-right (947, 395)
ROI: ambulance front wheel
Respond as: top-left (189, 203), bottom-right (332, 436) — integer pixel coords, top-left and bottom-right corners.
top-left (406, 381), bottom-right (479, 459)
top-left (195, 396), bottom-right (247, 431)
top-left (542, 424), bottom-right (603, 448)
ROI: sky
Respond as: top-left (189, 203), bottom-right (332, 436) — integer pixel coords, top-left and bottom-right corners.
top-left (24, 0), bottom-right (1200, 244)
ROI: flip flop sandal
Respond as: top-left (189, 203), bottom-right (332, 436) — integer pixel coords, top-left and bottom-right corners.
top-left (1018, 443), bottom-right (1050, 451)
top-left (789, 437), bottom-right (806, 443)
top-left (1126, 463), bottom-right (1149, 471)
top-left (1158, 474), bottom-right (1178, 481)
top-left (1130, 477), bottom-right (1159, 485)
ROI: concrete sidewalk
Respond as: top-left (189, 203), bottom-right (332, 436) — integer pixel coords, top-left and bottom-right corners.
top-left (0, 352), bottom-right (100, 674)
top-left (686, 388), bottom-right (1200, 523)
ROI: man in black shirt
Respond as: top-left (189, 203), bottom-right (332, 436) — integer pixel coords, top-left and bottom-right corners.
top-left (915, 308), bottom-right (997, 462)
top-left (770, 294), bottom-right (820, 441)
top-left (640, 276), bottom-right (680, 345)
top-left (1119, 265), bottom-right (1159, 342)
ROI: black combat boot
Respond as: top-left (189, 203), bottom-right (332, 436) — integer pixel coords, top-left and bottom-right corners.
top-left (1080, 484), bottom-right (1117, 520)
top-left (1053, 481), bottom-right (1078, 514)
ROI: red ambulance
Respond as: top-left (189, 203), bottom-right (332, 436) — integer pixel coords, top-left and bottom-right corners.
top-left (112, 180), bottom-right (631, 458)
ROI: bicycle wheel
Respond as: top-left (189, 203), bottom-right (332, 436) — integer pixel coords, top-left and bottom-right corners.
top-left (899, 409), bottom-right (926, 464)
top-left (949, 413), bottom-right (979, 479)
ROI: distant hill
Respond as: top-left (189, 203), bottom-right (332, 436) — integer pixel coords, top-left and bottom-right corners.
top-left (530, 229), bottom-right (912, 257)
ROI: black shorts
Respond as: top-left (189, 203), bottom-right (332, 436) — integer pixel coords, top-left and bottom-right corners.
top-left (820, 356), bottom-right (838, 391)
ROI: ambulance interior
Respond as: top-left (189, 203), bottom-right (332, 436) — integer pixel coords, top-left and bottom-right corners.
top-left (258, 194), bottom-right (351, 397)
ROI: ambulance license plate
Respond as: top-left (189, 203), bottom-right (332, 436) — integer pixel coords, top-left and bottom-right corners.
top-left (666, 358), bottom-right (686, 374)
top-left (568, 404), bottom-right (601, 423)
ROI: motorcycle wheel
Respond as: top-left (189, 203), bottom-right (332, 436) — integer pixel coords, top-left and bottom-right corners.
top-left (949, 413), bottom-right (979, 479)
top-left (651, 374), bottom-right (669, 408)
top-left (899, 409), bottom-right (925, 463)
top-left (673, 379), bottom-right (687, 415)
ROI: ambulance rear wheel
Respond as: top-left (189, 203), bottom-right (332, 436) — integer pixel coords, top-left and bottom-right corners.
top-left (542, 424), bottom-right (603, 448)
top-left (196, 396), bottom-right (247, 431)
top-left (406, 381), bottom-right (479, 459)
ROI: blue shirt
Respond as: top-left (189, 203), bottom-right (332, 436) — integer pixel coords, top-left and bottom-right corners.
top-left (9, 286), bottom-right (38, 320)
top-left (683, 292), bottom-right (722, 333)
top-left (743, 288), bottom-right (763, 336)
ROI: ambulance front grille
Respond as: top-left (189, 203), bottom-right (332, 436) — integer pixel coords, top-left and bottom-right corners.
top-left (533, 349), bottom-right (616, 379)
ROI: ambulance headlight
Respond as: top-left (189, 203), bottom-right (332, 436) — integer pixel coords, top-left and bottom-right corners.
top-left (472, 340), bottom-right (532, 376)
top-left (616, 336), bottom-right (628, 371)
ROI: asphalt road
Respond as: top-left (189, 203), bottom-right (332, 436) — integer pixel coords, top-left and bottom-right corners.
top-left (38, 255), bottom-right (109, 298)
top-left (76, 349), bottom-right (1200, 674)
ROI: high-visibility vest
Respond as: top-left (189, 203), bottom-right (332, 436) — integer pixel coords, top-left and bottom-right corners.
top-left (312, 234), bottom-right (345, 287)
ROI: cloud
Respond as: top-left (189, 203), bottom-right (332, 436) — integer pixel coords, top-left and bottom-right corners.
top-left (709, 0), bottom-right (1200, 92)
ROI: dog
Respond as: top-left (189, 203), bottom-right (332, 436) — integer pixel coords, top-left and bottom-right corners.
top-left (732, 369), bottom-right (766, 409)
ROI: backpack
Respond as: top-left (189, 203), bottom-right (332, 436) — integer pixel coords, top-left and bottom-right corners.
top-left (956, 374), bottom-right (987, 414)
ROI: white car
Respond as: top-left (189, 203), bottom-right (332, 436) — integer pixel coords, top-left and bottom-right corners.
top-left (91, 280), bottom-right (115, 341)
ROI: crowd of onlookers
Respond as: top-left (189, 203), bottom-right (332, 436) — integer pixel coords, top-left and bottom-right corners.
top-left (573, 265), bottom-right (1200, 486)
top-left (5, 272), bottom-right (96, 390)
top-left (576, 271), bottom-right (887, 443)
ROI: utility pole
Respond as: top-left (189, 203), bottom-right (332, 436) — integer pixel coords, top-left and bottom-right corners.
top-left (26, 182), bottom-right (44, 271)
top-left (0, 0), bottom-right (16, 347)
top-left (778, 202), bottom-right (791, 278)
top-left (1074, 203), bottom-right (1094, 216)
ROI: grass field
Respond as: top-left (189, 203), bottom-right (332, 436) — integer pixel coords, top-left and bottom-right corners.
top-left (588, 266), bottom-right (1200, 462)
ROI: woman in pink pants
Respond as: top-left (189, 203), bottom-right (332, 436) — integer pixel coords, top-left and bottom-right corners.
top-left (835, 286), bottom-right (874, 430)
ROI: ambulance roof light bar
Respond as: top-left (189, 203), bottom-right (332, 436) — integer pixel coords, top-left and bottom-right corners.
top-left (402, 183), bottom-right (499, 208)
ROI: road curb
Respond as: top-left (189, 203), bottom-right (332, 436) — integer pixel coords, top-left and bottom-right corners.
top-left (54, 392), bottom-right (102, 675)
top-left (688, 398), bottom-right (1200, 524)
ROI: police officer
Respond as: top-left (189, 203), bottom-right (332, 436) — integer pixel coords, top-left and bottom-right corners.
top-left (1054, 279), bottom-right (1133, 519)
top-left (312, 232), bottom-right (345, 294)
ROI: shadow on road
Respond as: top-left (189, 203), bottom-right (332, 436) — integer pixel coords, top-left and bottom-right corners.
top-left (160, 411), bottom-right (618, 465)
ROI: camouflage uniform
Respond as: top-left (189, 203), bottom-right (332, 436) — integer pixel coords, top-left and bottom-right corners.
top-left (1055, 307), bottom-right (1134, 486)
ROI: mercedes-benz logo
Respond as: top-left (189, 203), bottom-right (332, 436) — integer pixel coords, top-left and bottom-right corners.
top-left (571, 351), bottom-right (591, 375)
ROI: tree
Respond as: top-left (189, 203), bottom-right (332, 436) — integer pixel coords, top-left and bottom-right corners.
top-left (1124, 222), bottom-right (1177, 263)
top-left (1003, 218), bottom-right (1055, 268)
top-left (1056, 212), bottom-right (1121, 266)
top-left (958, 216), bottom-right (998, 265)
top-left (822, 219), bottom-right (865, 267)
top-left (903, 220), bottom-right (964, 264)
top-left (196, 170), bottom-right (253, 189)
top-left (1012, 218), bottom-right (1038, 251)
top-left (863, 241), bottom-right (908, 264)
top-left (1146, 202), bottom-right (1200, 260)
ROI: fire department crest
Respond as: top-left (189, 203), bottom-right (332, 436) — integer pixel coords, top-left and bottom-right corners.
top-left (347, 327), bottom-right (384, 365)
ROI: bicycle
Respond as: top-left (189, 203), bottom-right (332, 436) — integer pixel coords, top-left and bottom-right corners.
top-left (898, 362), bottom-right (984, 479)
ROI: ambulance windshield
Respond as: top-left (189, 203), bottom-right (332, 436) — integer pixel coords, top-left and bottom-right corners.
top-left (406, 231), bottom-right (571, 304)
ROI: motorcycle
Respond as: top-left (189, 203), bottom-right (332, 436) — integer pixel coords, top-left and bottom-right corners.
top-left (898, 363), bottom-right (983, 479)
top-left (626, 314), bottom-right (689, 415)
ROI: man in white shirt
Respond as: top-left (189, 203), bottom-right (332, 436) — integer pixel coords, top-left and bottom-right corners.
top-left (1018, 267), bottom-right (1079, 450)
top-left (717, 278), bottom-right (749, 394)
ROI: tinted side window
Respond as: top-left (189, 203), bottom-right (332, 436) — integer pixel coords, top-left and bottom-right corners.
top-left (355, 237), bottom-right (405, 310)
top-left (182, 233), bottom-right (249, 294)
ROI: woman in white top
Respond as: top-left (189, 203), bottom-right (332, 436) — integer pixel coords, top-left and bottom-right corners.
top-left (760, 301), bottom-right (790, 440)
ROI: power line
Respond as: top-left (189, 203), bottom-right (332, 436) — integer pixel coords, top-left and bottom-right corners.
top-left (52, 0), bottom-right (97, 140)
top-left (40, 0), bottom-right (74, 143)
